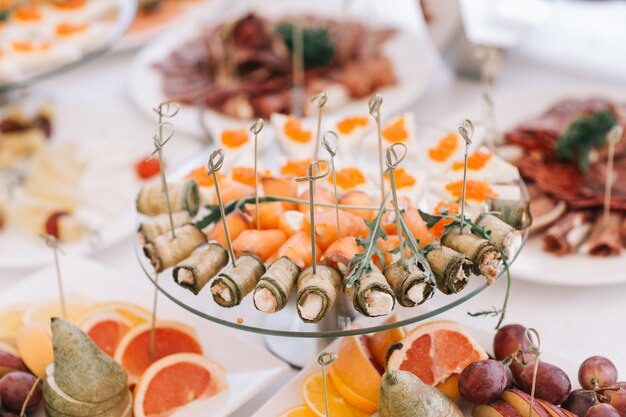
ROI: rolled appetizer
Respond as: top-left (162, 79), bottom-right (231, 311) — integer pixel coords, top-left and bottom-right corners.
top-left (543, 211), bottom-right (593, 255)
top-left (136, 179), bottom-right (200, 217)
top-left (441, 228), bottom-right (500, 285)
top-left (297, 265), bottom-right (342, 324)
top-left (143, 223), bottom-right (207, 273)
top-left (586, 212), bottom-right (624, 256)
top-left (173, 243), bottom-right (228, 295)
top-left (476, 213), bottom-right (523, 260)
top-left (345, 265), bottom-right (395, 317)
top-left (425, 246), bottom-right (472, 295)
top-left (383, 261), bottom-right (435, 308)
top-left (488, 198), bottom-right (531, 230)
top-left (253, 256), bottom-right (301, 313)
top-left (210, 254), bottom-right (266, 307)
top-left (138, 211), bottom-right (191, 244)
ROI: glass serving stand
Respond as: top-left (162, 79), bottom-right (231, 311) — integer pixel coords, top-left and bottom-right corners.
top-left (133, 142), bottom-right (530, 368)
top-left (0, 0), bottom-right (137, 96)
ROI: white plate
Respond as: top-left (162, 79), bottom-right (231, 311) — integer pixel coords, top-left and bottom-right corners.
top-left (252, 320), bottom-right (578, 417)
top-left (128, 1), bottom-right (439, 138)
top-left (0, 256), bottom-right (289, 417)
top-left (436, 86), bottom-right (626, 286)
top-left (0, 97), bottom-right (152, 270)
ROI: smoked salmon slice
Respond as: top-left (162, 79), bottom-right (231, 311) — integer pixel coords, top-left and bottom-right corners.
top-left (206, 211), bottom-right (251, 248)
top-left (244, 201), bottom-right (285, 229)
top-left (338, 190), bottom-right (374, 220)
top-left (297, 186), bottom-right (335, 213)
top-left (321, 236), bottom-right (363, 274)
top-left (262, 176), bottom-right (298, 210)
top-left (267, 231), bottom-right (320, 268)
top-left (233, 229), bottom-right (287, 261)
top-left (302, 209), bottom-right (369, 251)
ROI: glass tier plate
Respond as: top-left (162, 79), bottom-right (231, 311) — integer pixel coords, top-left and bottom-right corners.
top-left (133, 142), bottom-right (530, 339)
top-left (0, 0), bottom-right (136, 94)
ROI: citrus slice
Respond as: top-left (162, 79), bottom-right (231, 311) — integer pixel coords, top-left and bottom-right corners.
top-left (78, 311), bottom-right (133, 357)
top-left (302, 371), bottom-right (368, 417)
top-left (436, 373), bottom-right (461, 403)
top-left (369, 314), bottom-right (406, 369)
top-left (0, 304), bottom-right (29, 340)
top-left (387, 320), bottom-right (488, 386)
top-left (114, 321), bottom-right (202, 385)
top-left (15, 324), bottom-right (53, 377)
top-left (89, 302), bottom-right (151, 327)
top-left (23, 298), bottom-right (93, 334)
top-left (133, 353), bottom-right (227, 417)
top-left (329, 370), bottom-right (377, 413)
top-left (0, 340), bottom-right (19, 357)
top-left (278, 405), bottom-right (316, 417)
top-left (328, 335), bottom-right (381, 406)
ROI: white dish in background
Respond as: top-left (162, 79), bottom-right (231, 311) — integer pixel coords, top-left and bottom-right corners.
top-left (0, 256), bottom-right (289, 417)
top-left (436, 86), bottom-right (626, 287)
top-left (251, 320), bottom-right (578, 417)
top-left (128, 0), bottom-right (439, 139)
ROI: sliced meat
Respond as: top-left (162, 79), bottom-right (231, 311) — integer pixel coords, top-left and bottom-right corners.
top-left (586, 212), bottom-right (625, 256)
top-left (542, 211), bottom-right (594, 256)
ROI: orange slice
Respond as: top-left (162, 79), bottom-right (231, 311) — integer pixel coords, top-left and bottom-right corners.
top-left (329, 370), bottom-right (377, 413)
top-left (278, 405), bottom-right (316, 417)
top-left (23, 298), bottom-right (93, 334)
top-left (89, 302), bottom-right (151, 327)
top-left (133, 353), bottom-right (227, 417)
top-left (0, 304), bottom-right (29, 340)
top-left (78, 311), bottom-right (133, 357)
top-left (437, 373), bottom-right (462, 403)
top-left (302, 371), bottom-right (368, 417)
top-left (387, 320), bottom-right (488, 386)
top-left (15, 324), bottom-right (53, 377)
top-left (328, 335), bottom-right (381, 406)
top-left (114, 321), bottom-right (203, 385)
top-left (369, 314), bottom-right (406, 369)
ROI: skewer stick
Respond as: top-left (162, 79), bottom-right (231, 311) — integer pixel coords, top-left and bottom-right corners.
top-left (369, 94), bottom-right (385, 202)
top-left (318, 352), bottom-right (337, 417)
top-left (208, 149), bottom-right (237, 267)
top-left (603, 125), bottom-right (623, 229)
top-left (291, 19), bottom-right (305, 116)
top-left (383, 143), bottom-right (409, 266)
top-left (312, 92), bottom-right (328, 159)
top-left (250, 118), bottom-right (264, 230)
top-left (322, 131), bottom-right (341, 239)
top-left (296, 160), bottom-right (330, 275)
top-left (474, 46), bottom-right (499, 149)
top-left (40, 234), bottom-right (66, 319)
top-left (149, 271), bottom-right (159, 358)
top-left (457, 119), bottom-right (474, 234)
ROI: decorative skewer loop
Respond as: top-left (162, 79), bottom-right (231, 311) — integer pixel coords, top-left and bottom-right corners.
top-left (383, 143), bottom-right (408, 266)
top-left (457, 119), bottom-right (474, 234)
top-left (207, 149), bottom-right (236, 267)
top-left (250, 118), bottom-right (264, 229)
top-left (312, 91), bottom-right (329, 159)
top-left (317, 351), bottom-right (337, 417)
top-left (368, 94), bottom-right (385, 201)
top-left (152, 101), bottom-right (180, 119)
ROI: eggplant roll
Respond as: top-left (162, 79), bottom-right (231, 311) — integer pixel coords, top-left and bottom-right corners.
top-left (346, 265), bottom-right (395, 317)
top-left (442, 228), bottom-right (500, 285)
top-left (143, 223), bottom-right (207, 273)
top-left (476, 213), bottom-right (523, 260)
top-left (138, 211), bottom-right (191, 244)
top-left (173, 243), bottom-right (228, 295)
top-left (586, 212), bottom-right (624, 257)
top-left (383, 261), bottom-right (434, 308)
top-left (253, 256), bottom-right (301, 313)
top-left (296, 265), bottom-right (342, 323)
top-left (488, 198), bottom-right (531, 229)
top-left (425, 246), bottom-right (472, 295)
top-left (210, 254), bottom-right (266, 307)
top-left (543, 211), bottom-right (593, 256)
top-left (136, 179), bottom-right (200, 217)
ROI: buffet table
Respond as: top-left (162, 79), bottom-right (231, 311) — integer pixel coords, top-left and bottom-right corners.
top-left (1, 1), bottom-right (626, 416)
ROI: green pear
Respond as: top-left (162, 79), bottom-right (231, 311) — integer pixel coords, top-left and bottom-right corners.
top-left (50, 318), bottom-right (128, 403)
top-left (375, 370), bottom-right (464, 417)
top-left (44, 391), bottom-right (132, 417)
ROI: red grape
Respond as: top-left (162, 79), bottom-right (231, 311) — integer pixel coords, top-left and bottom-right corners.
top-left (0, 372), bottom-right (42, 413)
top-left (579, 356), bottom-right (618, 390)
top-left (585, 404), bottom-right (621, 417)
top-left (0, 411), bottom-right (19, 417)
top-left (459, 359), bottom-right (509, 404)
top-left (563, 389), bottom-right (596, 417)
top-left (602, 382), bottom-right (626, 417)
top-left (493, 324), bottom-right (529, 360)
top-left (44, 211), bottom-right (68, 238)
top-left (136, 157), bottom-right (163, 179)
top-left (518, 360), bottom-right (571, 404)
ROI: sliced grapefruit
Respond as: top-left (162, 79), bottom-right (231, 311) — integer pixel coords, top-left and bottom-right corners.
top-left (23, 298), bottom-right (93, 334)
top-left (278, 405), bottom-right (316, 417)
top-left (0, 304), bottom-right (29, 340)
top-left (302, 371), bottom-right (368, 417)
top-left (133, 352), bottom-right (227, 417)
top-left (78, 311), bottom-right (133, 357)
top-left (387, 320), bottom-right (488, 386)
top-left (328, 335), bottom-right (382, 408)
top-left (369, 314), bottom-right (406, 369)
top-left (15, 324), bottom-right (53, 377)
top-left (114, 321), bottom-right (203, 385)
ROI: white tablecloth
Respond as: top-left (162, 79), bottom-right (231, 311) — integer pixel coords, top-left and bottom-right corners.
top-left (2, 1), bottom-right (626, 415)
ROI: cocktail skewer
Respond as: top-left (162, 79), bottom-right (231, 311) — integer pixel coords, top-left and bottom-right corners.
top-left (383, 142), bottom-right (409, 265)
top-left (318, 351), bottom-right (337, 417)
top-left (208, 149), bottom-right (236, 267)
top-left (368, 94), bottom-right (385, 202)
top-left (250, 118), bottom-right (264, 229)
top-left (291, 19), bottom-right (305, 116)
top-left (457, 119), bottom-right (474, 234)
top-left (312, 92), bottom-right (328, 159)
top-left (40, 234), bottom-right (66, 319)
top-left (322, 131), bottom-right (341, 239)
top-left (603, 125), bottom-right (623, 229)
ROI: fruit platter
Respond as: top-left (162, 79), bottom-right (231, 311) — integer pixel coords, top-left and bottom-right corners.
top-left (0, 257), bottom-right (288, 417)
top-left (254, 316), bottom-right (626, 417)
top-left (134, 94), bottom-right (531, 337)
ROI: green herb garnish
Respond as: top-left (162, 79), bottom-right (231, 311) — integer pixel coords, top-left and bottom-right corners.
top-left (556, 110), bottom-right (616, 172)
top-left (275, 22), bottom-right (335, 68)
top-left (468, 249), bottom-right (511, 329)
